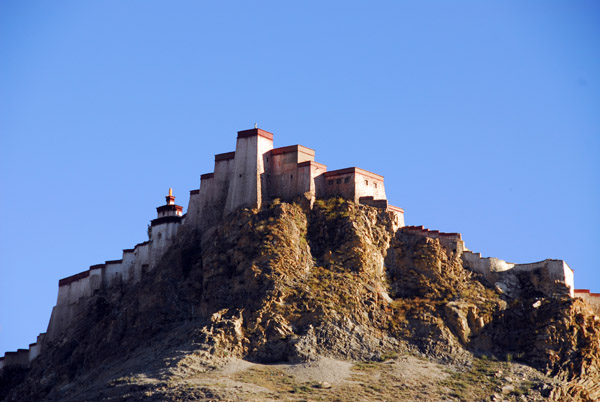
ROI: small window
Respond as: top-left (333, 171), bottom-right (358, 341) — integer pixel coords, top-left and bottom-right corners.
top-left (239, 174), bottom-right (242, 178)
top-left (328, 179), bottom-right (334, 185)
top-left (290, 174), bottom-right (293, 179)
top-left (365, 180), bottom-right (369, 185)
top-left (344, 177), bottom-right (349, 183)
top-left (374, 182), bottom-right (378, 188)
top-left (336, 178), bottom-right (342, 184)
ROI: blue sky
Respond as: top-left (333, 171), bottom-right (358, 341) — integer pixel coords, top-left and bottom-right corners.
top-left (1, 1), bottom-right (598, 353)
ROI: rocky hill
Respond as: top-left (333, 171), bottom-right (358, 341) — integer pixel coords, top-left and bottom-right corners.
top-left (2, 198), bottom-right (599, 401)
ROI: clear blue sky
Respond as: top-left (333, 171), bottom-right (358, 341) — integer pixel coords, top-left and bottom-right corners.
top-left (1, 1), bottom-right (598, 354)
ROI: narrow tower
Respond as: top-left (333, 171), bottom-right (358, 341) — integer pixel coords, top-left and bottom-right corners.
top-left (224, 128), bottom-right (274, 214)
top-left (150, 188), bottom-right (183, 266)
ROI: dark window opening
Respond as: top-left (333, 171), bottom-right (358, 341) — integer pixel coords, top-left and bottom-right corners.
top-left (344, 177), bottom-right (350, 183)
top-left (290, 174), bottom-right (293, 179)
top-left (336, 178), bottom-right (342, 184)
top-left (365, 180), bottom-right (369, 185)
top-left (239, 174), bottom-right (242, 178)
top-left (328, 180), bottom-right (334, 185)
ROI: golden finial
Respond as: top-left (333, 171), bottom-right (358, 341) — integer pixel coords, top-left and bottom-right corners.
top-left (168, 188), bottom-right (173, 197)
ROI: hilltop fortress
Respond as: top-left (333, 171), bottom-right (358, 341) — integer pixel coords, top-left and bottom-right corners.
top-left (1, 127), bottom-right (597, 372)
top-left (185, 128), bottom-right (403, 230)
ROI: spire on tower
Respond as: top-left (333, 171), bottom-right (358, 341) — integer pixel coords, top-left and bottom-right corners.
top-left (166, 188), bottom-right (175, 205)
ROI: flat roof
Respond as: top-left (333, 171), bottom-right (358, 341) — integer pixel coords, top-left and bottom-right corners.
top-left (214, 151), bottom-right (235, 162)
top-left (323, 167), bottom-right (384, 181)
top-left (237, 128), bottom-right (274, 140)
top-left (59, 270), bottom-right (90, 287)
top-left (297, 160), bottom-right (327, 169)
top-left (270, 144), bottom-right (315, 157)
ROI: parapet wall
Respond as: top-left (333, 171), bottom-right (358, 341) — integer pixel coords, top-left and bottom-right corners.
top-left (574, 289), bottom-right (600, 314)
top-left (401, 225), bottom-right (464, 254)
top-left (0, 333), bottom-right (45, 371)
top-left (359, 197), bottom-right (405, 231)
top-left (463, 251), bottom-right (574, 298)
top-left (46, 218), bottom-right (181, 343)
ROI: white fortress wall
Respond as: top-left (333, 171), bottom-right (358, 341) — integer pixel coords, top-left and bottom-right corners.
top-left (462, 251), bottom-right (574, 297)
top-left (297, 161), bottom-right (327, 201)
top-left (185, 190), bottom-right (201, 225)
top-left (269, 145), bottom-right (315, 175)
top-left (199, 152), bottom-right (236, 228)
top-left (46, 304), bottom-right (76, 341)
top-left (268, 146), bottom-right (318, 200)
top-left (31, 333), bottom-right (45, 361)
top-left (196, 174), bottom-right (215, 227)
top-left (104, 260), bottom-right (124, 287)
top-left (68, 274), bottom-right (91, 302)
top-left (28, 342), bottom-right (41, 362)
top-left (463, 252), bottom-right (516, 275)
top-left (149, 221), bottom-right (180, 269)
top-left (387, 205), bottom-right (405, 229)
top-left (3, 350), bottom-right (29, 368)
top-left (56, 271), bottom-right (92, 306)
top-left (513, 260), bottom-right (574, 297)
top-left (317, 167), bottom-right (387, 203)
top-left (257, 134), bottom-right (274, 206)
top-left (463, 252), bottom-right (518, 284)
top-left (575, 290), bottom-right (600, 314)
top-left (225, 129), bottom-right (274, 214)
top-left (320, 169), bottom-right (356, 200)
top-left (0, 332), bottom-right (46, 371)
top-left (88, 264), bottom-right (103, 292)
top-left (132, 241), bottom-right (150, 282)
top-left (121, 249), bottom-right (136, 282)
top-left (354, 168), bottom-right (386, 202)
top-left (212, 154), bottom-right (235, 208)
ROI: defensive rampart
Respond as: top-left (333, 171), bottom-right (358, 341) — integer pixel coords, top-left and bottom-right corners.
top-left (574, 289), bottom-right (600, 314)
top-left (0, 334), bottom-right (45, 372)
top-left (462, 251), bottom-right (575, 298)
top-left (401, 225), bottom-right (464, 255)
top-left (44, 191), bottom-right (184, 344)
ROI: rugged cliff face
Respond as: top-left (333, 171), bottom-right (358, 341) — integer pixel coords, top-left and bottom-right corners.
top-left (2, 199), bottom-right (599, 401)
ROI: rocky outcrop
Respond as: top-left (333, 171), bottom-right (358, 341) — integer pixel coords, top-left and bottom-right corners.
top-left (2, 198), bottom-right (599, 401)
